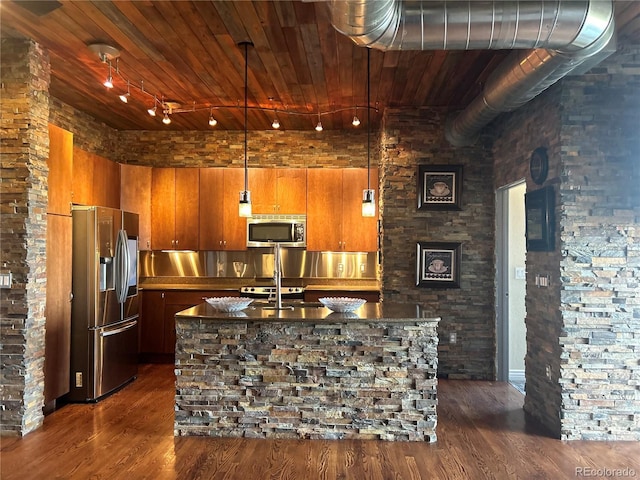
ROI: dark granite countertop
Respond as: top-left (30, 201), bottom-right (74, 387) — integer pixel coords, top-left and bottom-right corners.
top-left (175, 302), bottom-right (439, 324)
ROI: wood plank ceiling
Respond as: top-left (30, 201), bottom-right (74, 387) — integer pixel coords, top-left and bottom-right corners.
top-left (2, 0), bottom-right (640, 131)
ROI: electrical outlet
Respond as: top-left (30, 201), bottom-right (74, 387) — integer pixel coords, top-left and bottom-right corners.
top-left (337, 263), bottom-right (344, 273)
top-left (449, 332), bottom-right (457, 344)
top-left (545, 365), bottom-right (552, 380)
top-left (75, 372), bottom-right (83, 388)
top-left (360, 263), bottom-right (366, 273)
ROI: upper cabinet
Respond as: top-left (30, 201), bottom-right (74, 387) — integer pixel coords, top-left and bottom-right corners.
top-left (199, 168), bottom-right (246, 250)
top-left (307, 168), bottom-right (379, 252)
top-left (151, 168), bottom-right (199, 250)
top-left (47, 124), bottom-right (73, 216)
top-left (120, 164), bottom-right (152, 250)
top-left (250, 168), bottom-right (307, 214)
top-left (71, 148), bottom-right (120, 209)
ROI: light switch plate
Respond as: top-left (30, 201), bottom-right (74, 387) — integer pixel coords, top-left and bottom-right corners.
top-left (515, 267), bottom-right (526, 280)
top-left (0, 273), bottom-right (12, 289)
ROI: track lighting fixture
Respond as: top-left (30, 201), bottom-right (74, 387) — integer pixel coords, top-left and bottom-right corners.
top-left (119, 81), bottom-right (130, 103)
top-left (362, 48), bottom-right (376, 217)
top-left (103, 61), bottom-right (113, 89)
top-left (352, 109), bottom-right (361, 126)
top-left (208, 109), bottom-right (218, 127)
top-left (88, 42), bottom-right (375, 129)
top-left (238, 41), bottom-right (253, 218)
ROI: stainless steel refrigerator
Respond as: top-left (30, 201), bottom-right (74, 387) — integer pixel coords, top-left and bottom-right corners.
top-left (69, 206), bottom-right (139, 402)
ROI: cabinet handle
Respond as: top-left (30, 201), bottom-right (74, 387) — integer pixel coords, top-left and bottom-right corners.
top-left (175, 239), bottom-right (179, 246)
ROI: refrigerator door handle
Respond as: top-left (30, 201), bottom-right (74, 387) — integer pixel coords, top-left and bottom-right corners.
top-left (100, 319), bottom-right (137, 337)
top-left (115, 229), bottom-right (130, 304)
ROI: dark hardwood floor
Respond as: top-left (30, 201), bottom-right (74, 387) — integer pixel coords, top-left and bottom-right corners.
top-left (2, 364), bottom-right (638, 479)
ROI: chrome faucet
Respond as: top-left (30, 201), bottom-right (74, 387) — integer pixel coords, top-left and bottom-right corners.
top-left (273, 242), bottom-right (283, 309)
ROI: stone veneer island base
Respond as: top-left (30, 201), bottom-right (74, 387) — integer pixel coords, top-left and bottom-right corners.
top-left (174, 302), bottom-right (440, 442)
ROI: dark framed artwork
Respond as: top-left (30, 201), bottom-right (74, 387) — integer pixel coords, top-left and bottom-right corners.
top-left (525, 186), bottom-right (555, 252)
top-left (416, 242), bottom-right (462, 288)
top-left (417, 165), bottom-right (463, 210)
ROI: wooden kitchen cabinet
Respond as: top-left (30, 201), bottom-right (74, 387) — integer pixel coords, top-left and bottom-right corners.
top-left (140, 290), bottom-right (235, 361)
top-left (120, 164), bottom-right (152, 250)
top-left (139, 290), bottom-right (166, 361)
top-left (47, 124), bottom-right (73, 215)
top-left (199, 168), bottom-right (246, 250)
top-left (251, 168), bottom-right (307, 214)
top-left (71, 147), bottom-right (120, 209)
top-left (151, 168), bottom-right (199, 250)
top-left (44, 214), bottom-right (72, 405)
top-left (307, 168), bottom-right (379, 252)
top-left (93, 153), bottom-right (120, 208)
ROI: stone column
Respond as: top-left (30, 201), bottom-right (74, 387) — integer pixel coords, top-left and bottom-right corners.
top-left (0, 38), bottom-right (50, 436)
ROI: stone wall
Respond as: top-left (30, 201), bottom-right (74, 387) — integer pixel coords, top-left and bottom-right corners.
top-left (175, 319), bottom-right (439, 441)
top-left (115, 129), bottom-right (376, 169)
top-left (380, 108), bottom-right (496, 379)
top-left (557, 45), bottom-right (640, 441)
top-left (491, 85), bottom-right (565, 435)
top-left (0, 38), bottom-right (50, 436)
top-left (491, 44), bottom-right (640, 440)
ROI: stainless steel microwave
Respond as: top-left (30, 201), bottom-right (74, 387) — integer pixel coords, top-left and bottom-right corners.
top-left (247, 214), bottom-right (306, 247)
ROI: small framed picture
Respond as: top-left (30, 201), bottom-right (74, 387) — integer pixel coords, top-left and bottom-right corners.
top-left (525, 186), bottom-right (555, 252)
top-left (416, 242), bottom-right (462, 288)
top-left (417, 165), bottom-right (463, 210)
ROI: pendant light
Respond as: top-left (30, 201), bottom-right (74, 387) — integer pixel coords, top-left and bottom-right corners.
top-left (238, 41), bottom-right (253, 218)
top-left (362, 48), bottom-right (376, 217)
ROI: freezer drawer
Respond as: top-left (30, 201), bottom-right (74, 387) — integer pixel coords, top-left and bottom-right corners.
top-left (69, 318), bottom-right (138, 402)
top-left (94, 318), bottom-right (138, 399)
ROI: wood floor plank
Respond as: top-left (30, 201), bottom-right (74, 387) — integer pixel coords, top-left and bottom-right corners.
top-left (2, 364), bottom-right (638, 480)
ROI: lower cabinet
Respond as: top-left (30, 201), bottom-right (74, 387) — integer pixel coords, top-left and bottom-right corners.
top-left (139, 289), bottom-right (237, 362)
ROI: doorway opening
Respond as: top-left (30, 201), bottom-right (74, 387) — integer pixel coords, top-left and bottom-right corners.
top-left (496, 180), bottom-right (527, 393)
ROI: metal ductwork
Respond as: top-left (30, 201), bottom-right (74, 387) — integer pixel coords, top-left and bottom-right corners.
top-left (330, 1), bottom-right (616, 146)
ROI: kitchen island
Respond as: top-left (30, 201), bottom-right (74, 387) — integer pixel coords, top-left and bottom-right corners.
top-left (174, 302), bottom-right (440, 442)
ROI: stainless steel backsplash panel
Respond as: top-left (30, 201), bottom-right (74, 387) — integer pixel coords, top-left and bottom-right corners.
top-left (140, 249), bottom-right (378, 280)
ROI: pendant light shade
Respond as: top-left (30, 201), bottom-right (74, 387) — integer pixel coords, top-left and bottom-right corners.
top-left (239, 41), bottom-right (253, 218)
top-left (362, 48), bottom-right (376, 217)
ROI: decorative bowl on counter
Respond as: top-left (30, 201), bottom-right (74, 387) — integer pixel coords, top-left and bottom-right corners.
top-left (318, 297), bottom-right (367, 313)
top-left (204, 297), bottom-right (254, 312)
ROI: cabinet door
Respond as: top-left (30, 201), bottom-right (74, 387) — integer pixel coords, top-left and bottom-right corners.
top-left (93, 153), bottom-right (121, 209)
top-left (199, 168), bottom-right (225, 250)
top-left (72, 147), bottom-right (94, 206)
top-left (47, 124), bottom-right (73, 215)
top-left (250, 168), bottom-right (277, 214)
top-left (342, 168), bottom-right (379, 252)
top-left (277, 168), bottom-right (307, 214)
top-left (306, 169), bottom-right (343, 251)
top-left (223, 168), bottom-right (247, 250)
top-left (151, 168), bottom-right (176, 250)
top-left (174, 168), bottom-right (199, 250)
top-left (140, 291), bottom-right (166, 354)
top-left (44, 214), bottom-right (72, 402)
top-left (120, 164), bottom-right (152, 250)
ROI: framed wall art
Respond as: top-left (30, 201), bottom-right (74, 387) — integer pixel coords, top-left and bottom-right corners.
top-left (416, 241), bottom-right (462, 288)
top-left (525, 185), bottom-right (555, 252)
top-left (417, 164), bottom-right (463, 210)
